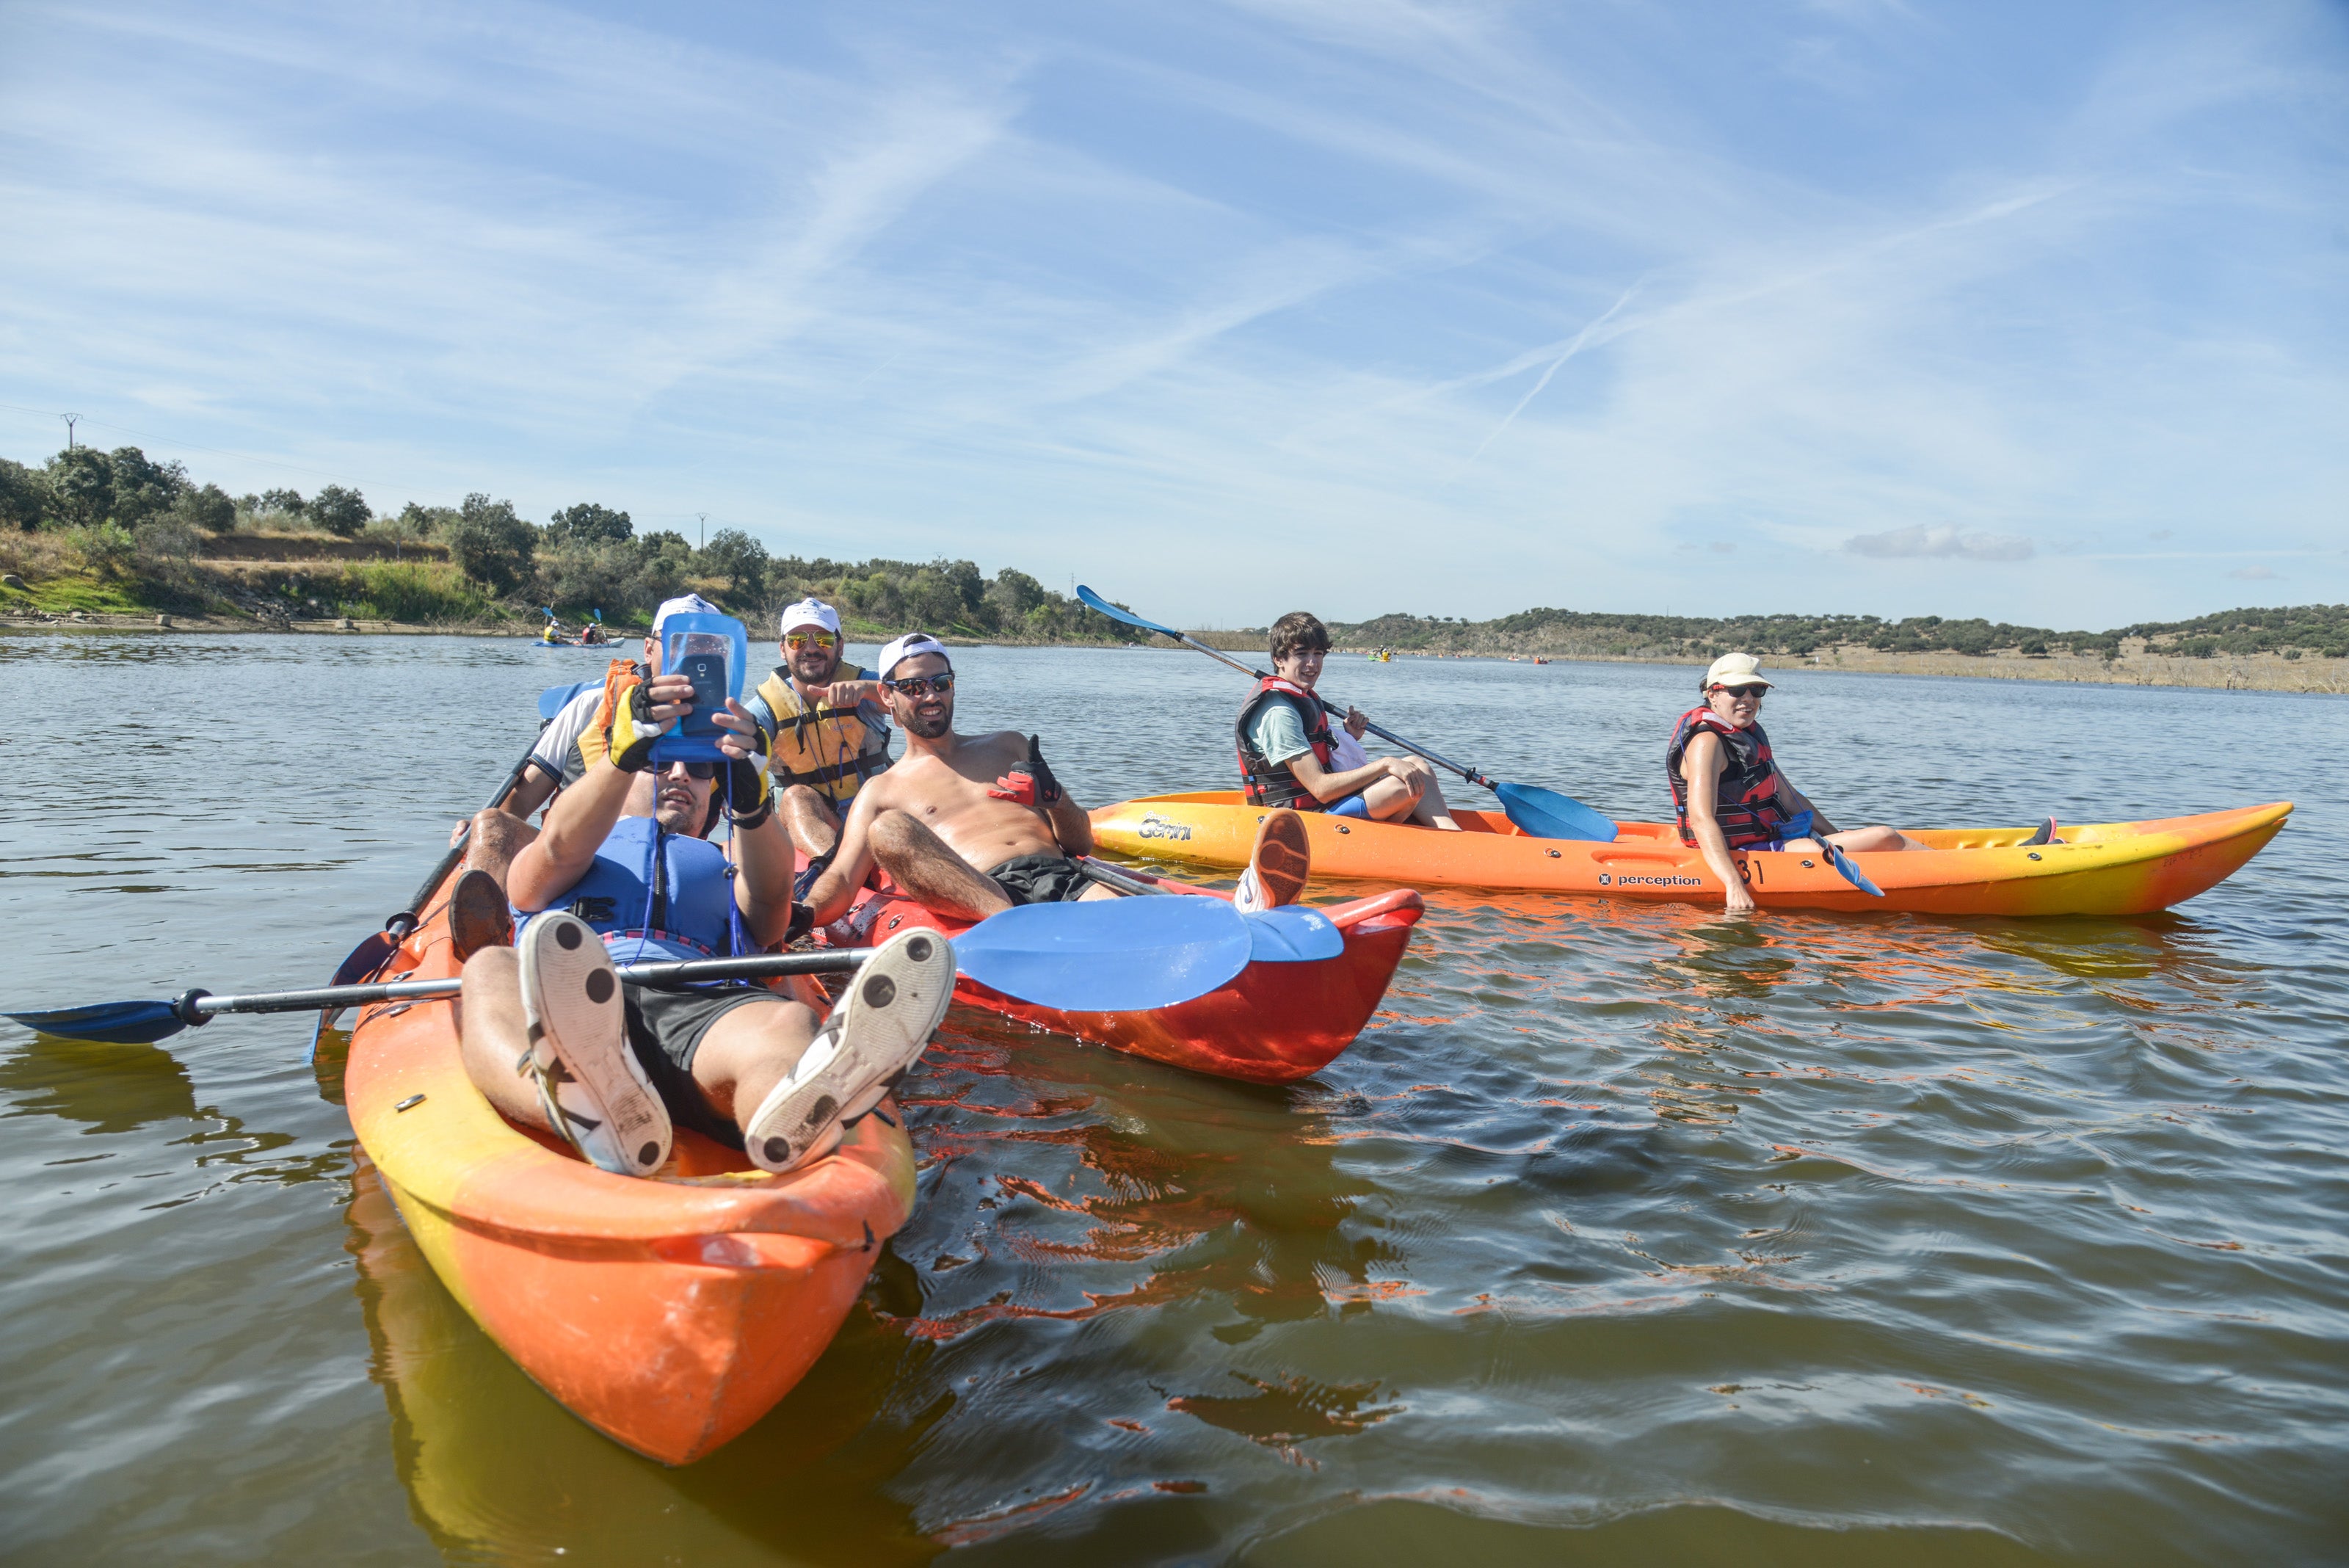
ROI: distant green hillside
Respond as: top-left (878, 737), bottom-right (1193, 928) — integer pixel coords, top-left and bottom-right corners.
top-left (1321, 604), bottom-right (2349, 662)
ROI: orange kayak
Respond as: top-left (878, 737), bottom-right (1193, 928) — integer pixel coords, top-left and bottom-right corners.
top-left (1089, 794), bottom-right (2292, 917)
top-left (341, 872), bottom-right (918, 1465)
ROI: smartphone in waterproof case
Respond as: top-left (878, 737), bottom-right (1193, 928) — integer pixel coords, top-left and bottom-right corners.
top-left (657, 614), bottom-right (749, 761)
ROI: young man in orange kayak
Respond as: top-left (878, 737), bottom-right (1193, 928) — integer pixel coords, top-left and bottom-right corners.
top-left (1670, 652), bottom-right (1928, 914)
top-left (741, 598), bottom-right (893, 884)
top-left (1238, 611), bottom-right (1462, 831)
top-left (454, 661), bottom-right (954, 1179)
top-left (804, 634), bottom-right (1313, 923)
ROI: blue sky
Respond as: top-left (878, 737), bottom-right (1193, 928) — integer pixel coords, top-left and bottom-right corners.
top-left (1, 0), bottom-right (2342, 629)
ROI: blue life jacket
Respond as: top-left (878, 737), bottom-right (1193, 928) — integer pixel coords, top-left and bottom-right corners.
top-left (514, 815), bottom-right (740, 964)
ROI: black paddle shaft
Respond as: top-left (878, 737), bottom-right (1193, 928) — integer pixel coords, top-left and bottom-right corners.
top-left (171, 948), bottom-right (876, 1027)
top-left (384, 745), bottom-right (545, 940)
top-left (1175, 639), bottom-right (1497, 790)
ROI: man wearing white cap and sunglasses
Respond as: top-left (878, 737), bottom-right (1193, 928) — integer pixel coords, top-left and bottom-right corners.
top-left (744, 598), bottom-right (893, 879)
top-left (1669, 651), bottom-right (1928, 914)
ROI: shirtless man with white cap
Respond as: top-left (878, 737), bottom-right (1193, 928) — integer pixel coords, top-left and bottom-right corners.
top-left (802, 633), bottom-right (1313, 926)
top-left (742, 598), bottom-right (893, 882)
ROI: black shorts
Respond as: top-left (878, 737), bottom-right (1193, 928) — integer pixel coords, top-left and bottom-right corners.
top-left (620, 981), bottom-right (776, 1150)
top-left (986, 852), bottom-right (1090, 906)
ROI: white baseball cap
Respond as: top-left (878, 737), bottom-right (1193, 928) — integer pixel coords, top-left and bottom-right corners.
top-left (1703, 652), bottom-right (1773, 689)
top-left (876, 632), bottom-right (951, 679)
top-left (652, 593), bottom-right (723, 635)
top-left (780, 598), bottom-right (842, 637)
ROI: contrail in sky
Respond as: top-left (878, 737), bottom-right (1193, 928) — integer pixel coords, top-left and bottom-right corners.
top-left (1461, 282), bottom-right (1642, 469)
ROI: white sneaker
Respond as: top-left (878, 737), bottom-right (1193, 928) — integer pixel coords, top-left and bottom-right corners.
top-left (517, 911), bottom-right (672, 1178)
top-left (742, 927), bottom-right (955, 1174)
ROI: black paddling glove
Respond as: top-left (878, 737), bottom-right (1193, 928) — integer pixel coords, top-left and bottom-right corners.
top-left (989, 734), bottom-right (1063, 807)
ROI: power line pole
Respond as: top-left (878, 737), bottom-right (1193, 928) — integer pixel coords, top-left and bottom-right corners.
top-left (697, 512), bottom-right (708, 550)
top-left (62, 413), bottom-right (79, 450)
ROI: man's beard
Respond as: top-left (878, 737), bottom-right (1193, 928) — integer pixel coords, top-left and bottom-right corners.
top-left (902, 702), bottom-right (951, 739)
top-left (794, 650), bottom-right (838, 685)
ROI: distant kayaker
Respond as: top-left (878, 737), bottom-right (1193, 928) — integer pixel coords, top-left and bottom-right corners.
top-left (1238, 611), bottom-right (1461, 831)
top-left (454, 660), bottom-right (954, 1179)
top-left (742, 598), bottom-right (893, 890)
top-left (803, 634), bottom-right (1314, 923)
top-left (1671, 652), bottom-right (1928, 914)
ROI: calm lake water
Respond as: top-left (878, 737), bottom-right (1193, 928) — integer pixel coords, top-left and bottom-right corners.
top-left (1, 633), bottom-right (2342, 1566)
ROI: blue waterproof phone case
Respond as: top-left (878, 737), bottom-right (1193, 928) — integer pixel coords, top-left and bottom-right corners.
top-left (653, 612), bottom-right (749, 763)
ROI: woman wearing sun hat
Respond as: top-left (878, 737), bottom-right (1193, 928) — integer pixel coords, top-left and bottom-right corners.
top-left (1668, 652), bottom-right (1928, 914)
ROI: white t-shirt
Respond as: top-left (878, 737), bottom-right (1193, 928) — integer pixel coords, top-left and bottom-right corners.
top-left (531, 686), bottom-right (603, 783)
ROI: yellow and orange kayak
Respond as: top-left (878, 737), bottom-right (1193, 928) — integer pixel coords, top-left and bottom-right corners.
top-left (1090, 794), bottom-right (2292, 917)
top-left (342, 876), bottom-right (917, 1465)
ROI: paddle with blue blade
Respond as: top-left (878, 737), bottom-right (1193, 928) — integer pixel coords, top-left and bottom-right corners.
top-left (951, 895), bottom-right (1253, 1012)
top-left (8, 899), bottom-right (1262, 1046)
top-left (10, 950), bottom-right (890, 1048)
top-left (1076, 585), bottom-right (1617, 842)
top-left (1765, 809), bottom-right (1884, 899)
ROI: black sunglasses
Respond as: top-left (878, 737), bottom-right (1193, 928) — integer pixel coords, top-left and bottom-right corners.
top-left (885, 672), bottom-right (955, 698)
top-left (659, 759), bottom-right (719, 779)
top-left (1715, 683), bottom-right (1768, 699)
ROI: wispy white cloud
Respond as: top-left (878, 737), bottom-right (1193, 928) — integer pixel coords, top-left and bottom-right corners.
top-left (0, 0), bottom-right (2342, 628)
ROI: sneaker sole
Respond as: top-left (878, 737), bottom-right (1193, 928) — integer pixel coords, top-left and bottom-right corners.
top-left (1249, 809), bottom-right (1312, 910)
top-left (519, 912), bottom-right (671, 1177)
top-left (744, 929), bottom-right (955, 1173)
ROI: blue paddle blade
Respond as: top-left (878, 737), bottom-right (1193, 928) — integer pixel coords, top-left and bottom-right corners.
top-left (308, 928), bottom-right (399, 1061)
top-left (951, 896), bottom-right (1252, 1012)
top-left (1493, 780), bottom-right (1618, 843)
top-left (539, 678), bottom-right (600, 720)
top-left (1823, 841), bottom-right (1887, 897)
top-left (1242, 905), bottom-right (1344, 962)
top-left (3, 999), bottom-right (186, 1045)
top-left (1075, 585), bottom-right (1182, 640)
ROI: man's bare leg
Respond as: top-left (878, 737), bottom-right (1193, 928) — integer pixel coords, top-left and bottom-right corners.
top-left (1362, 775), bottom-right (1423, 822)
top-left (683, 1001), bottom-right (824, 1128)
top-left (782, 785), bottom-right (842, 861)
top-left (456, 946), bottom-right (556, 1130)
top-left (459, 945), bottom-right (827, 1137)
top-left (1406, 768), bottom-right (1463, 831)
top-left (868, 810), bottom-right (1016, 921)
top-left (1822, 826), bottom-right (1933, 853)
top-left (463, 807), bottom-right (539, 887)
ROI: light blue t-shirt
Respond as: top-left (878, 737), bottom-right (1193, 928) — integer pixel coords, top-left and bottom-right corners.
top-left (1247, 699), bottom-right (1315, 768)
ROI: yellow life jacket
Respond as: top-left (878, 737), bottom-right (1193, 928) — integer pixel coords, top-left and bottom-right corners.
top-left (745, 664), bottom-right (893, 805)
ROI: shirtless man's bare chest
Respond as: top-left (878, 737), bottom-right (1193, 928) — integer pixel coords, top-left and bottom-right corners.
top-left (861, 730), bottom-right (1063, 873)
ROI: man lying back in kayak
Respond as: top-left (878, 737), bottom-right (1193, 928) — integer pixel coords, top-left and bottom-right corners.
top-left (454, 661), bottom-right (954, 1180)
top-left (803, 634), bottom-right (1313, 924)
top-left (1671, 652), bottom-right (1928, 915)
top-left (1238, 611), bottom-right (1461, 831)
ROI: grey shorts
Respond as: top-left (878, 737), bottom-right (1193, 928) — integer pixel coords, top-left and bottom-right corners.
top-left (986, 852), bottom-right (1090, 906)
top-left (620, 981), bottom-right (775, 1150)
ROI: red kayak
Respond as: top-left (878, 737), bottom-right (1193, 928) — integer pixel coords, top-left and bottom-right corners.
top-left (819, 867), bottom-right (1423, 1084)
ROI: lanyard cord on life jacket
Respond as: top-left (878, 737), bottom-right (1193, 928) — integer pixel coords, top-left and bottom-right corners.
top-left (620, 781), bottom-right (751, 973)
top-left (719, 765), bottom-right (750, 966)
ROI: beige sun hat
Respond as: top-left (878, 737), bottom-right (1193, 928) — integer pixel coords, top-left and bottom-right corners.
top-left (1702, 652), bottom-right (1773, 690)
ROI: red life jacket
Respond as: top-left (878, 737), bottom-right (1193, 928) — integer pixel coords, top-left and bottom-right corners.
top-left (1666, 705), bottom-right (1796, 849)
top-left (1235, 677), bottom-right (1337, 810)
